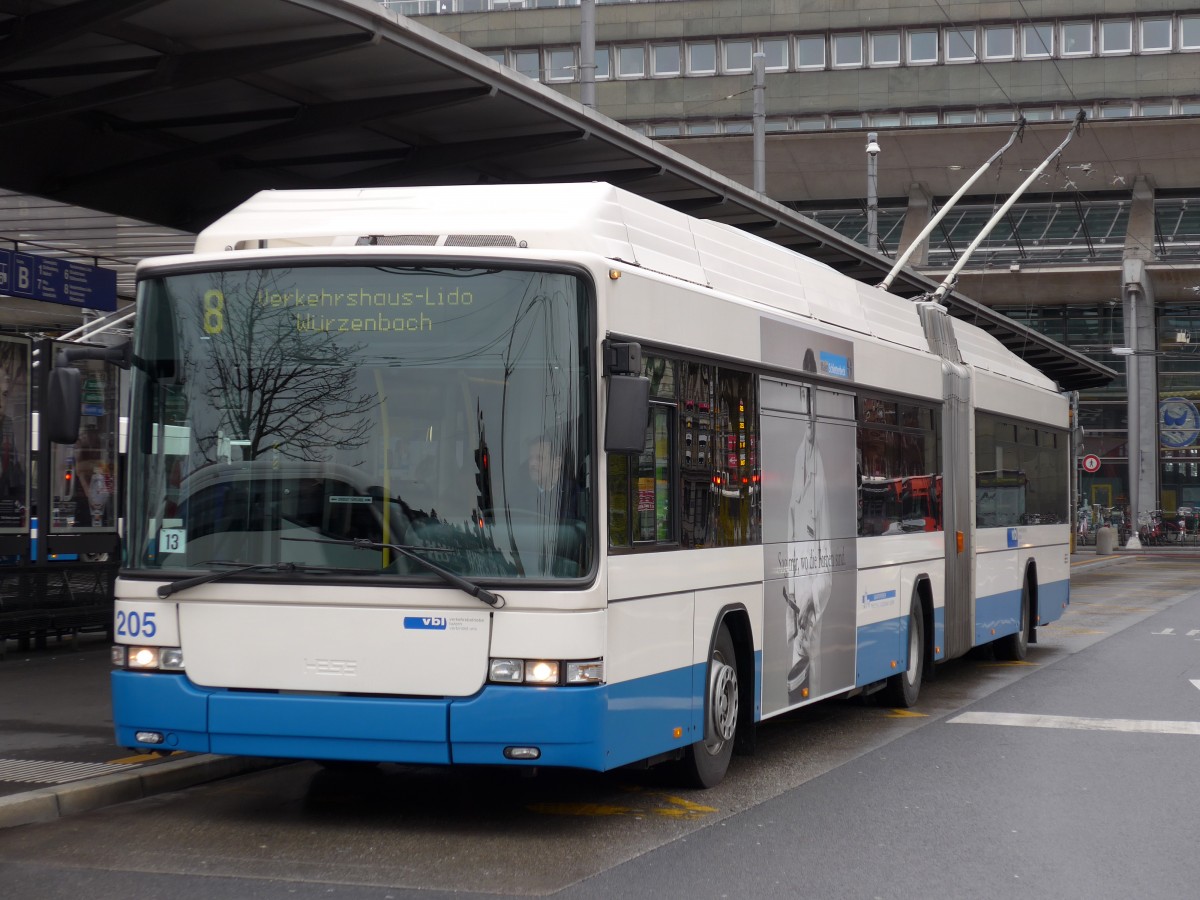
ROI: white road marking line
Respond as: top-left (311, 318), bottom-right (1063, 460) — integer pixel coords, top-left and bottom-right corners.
top-left (949, 711), bottom-right (1200, 736)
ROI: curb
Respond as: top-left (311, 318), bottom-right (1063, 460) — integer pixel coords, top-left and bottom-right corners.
top-left (0, 753), bottom-right (283, 830)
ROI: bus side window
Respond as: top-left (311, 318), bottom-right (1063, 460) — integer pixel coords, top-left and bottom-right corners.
top-left (607, 403), bottom-right (674, 547)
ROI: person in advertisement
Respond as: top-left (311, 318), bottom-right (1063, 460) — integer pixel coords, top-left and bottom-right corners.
top-left (783, 386), bottom-right (832, 702)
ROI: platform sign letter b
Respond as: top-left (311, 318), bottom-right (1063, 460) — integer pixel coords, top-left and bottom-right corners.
top-left (13, 253), bottom-right (33, 297)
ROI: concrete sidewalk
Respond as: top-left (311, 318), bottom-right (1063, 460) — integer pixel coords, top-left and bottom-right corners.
top-left (0, 631), bottom-right (278, 830)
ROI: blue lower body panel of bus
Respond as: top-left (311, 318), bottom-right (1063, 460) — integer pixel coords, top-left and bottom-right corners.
top-left (974, 576), bottom-right (1069, 646)
top-left (112, 655), bottom-right (762, 771)
top-left (851, 576), bottom-right (1070, 684)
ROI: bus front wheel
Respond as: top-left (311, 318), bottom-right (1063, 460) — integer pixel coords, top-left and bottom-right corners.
top-left (679, 622), bottom-right (738, 789)
top-left (883, 607), bottom-right (924, 708)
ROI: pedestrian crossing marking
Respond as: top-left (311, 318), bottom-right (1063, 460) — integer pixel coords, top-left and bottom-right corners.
top-left (949, 711), bottom-right (1200, 736)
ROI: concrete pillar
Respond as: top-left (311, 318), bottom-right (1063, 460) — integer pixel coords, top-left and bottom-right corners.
top-left (1122, 176), bottom-right (1159, 548)
top-left (1122, 272), bottom-right (1159, 546)
top-left (896, 182), bottom-right (933, 266)
top-left (1123, 175), bottom-right (1157, 262)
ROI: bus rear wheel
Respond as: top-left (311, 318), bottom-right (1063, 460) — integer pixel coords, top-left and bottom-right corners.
top-left (994, 580), bottom-right (1030, 661)
top-left (679, 623), bottom-right (738, 789)
top-left (883, 607), bottom-right (924, 708)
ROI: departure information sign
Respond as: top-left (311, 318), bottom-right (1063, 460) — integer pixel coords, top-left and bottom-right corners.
top-left (0, 250), bottom-right (117, 311)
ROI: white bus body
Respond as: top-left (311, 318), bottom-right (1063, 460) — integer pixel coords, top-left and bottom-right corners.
top-left (112, 184), bottom-right (1069, 786)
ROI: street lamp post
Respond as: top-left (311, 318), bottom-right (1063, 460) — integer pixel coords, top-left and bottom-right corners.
top-left (866, 132), bottom-right (880, 252)
top-left (579, 0), bottom-right (596, 108)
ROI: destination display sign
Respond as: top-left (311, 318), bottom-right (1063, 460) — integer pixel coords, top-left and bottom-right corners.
top-left (0, 249), bottom-right (117, 312)
top-left (197, 283), bottom-right (477, 337)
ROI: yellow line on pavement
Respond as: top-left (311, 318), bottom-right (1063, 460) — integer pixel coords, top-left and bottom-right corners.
top-left (981, 660), bottom-right (1038, 667)
top-left (526, 802), bottom-right (638, 817)
top-left (657, 794), bottom-right (718, 816)
top-left (528, 791), bottom-right (717, 819)
top-left (885, 709), bottom-right (929, 718)
top-left (107, 750), bottom-right (184, 765)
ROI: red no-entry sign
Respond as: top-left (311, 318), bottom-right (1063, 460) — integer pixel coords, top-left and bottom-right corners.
top-left (1081, 454), bottom-right (1101, 474)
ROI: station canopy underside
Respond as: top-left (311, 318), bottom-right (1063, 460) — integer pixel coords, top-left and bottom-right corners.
top-left (0, 0), bottom-right (1113, 390)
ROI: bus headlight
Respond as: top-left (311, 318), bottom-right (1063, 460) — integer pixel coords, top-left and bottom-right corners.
top-left (488, 658), bottom-right (523, 682)
top-left (160, 648), bottom-right (186, 670)
top-left (114, 645), bottom-right (185, 671)
top-left (487, 657), bottom-right (603, 685)
top-left (127, 646), bottom-right (161, 669)
top-left (524, 660), bottom-right (560, 684)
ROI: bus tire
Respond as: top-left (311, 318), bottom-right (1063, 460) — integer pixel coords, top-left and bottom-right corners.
top-left (679, 622), bottom-right (739, 789)
top-left (994, 580), bottom-right (1030, 661)
top-left (883, 607), bottom-right (924, 708)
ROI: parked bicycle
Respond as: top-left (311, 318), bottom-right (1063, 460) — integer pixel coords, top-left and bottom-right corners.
top-left (1077, 506), bottom-right (1094, 545)
top-left (1179, 507), bottom-right (1198, 545)
top-left (1101, 506), bottom-right (1128, 544)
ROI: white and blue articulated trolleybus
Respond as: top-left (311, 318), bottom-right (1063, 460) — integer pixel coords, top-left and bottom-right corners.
top-left (70, 184), bottom-right (1069, 787)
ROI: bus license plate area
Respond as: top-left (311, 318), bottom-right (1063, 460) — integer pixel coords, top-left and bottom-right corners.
top-left (178, 603), bottom-right (491, 696)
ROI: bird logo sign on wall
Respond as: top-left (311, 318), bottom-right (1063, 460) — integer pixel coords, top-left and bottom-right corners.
top-left (1159, 397), bottom-right (1200, 449)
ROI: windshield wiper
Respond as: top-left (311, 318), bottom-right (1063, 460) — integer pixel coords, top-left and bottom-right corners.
top-left (156, 560), bottom-right (354, 599)
top-left (281, 536), bottom-right (506, 609)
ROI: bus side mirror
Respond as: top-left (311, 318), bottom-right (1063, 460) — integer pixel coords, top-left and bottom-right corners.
top-left (605, 374), bottom-right (650, 454)
top-left (603, 340), bottom-right (649, 455)
top-left (47, 339), bottom-right (131, 445)
top-left (45, 367), bottom-right (83, 444)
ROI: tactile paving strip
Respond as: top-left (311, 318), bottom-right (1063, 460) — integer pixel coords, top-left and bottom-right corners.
top-left (0, 758), bottom-right (128, 784)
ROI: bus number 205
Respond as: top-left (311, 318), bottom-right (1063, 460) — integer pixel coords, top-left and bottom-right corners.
top-left (116, 610), bottom-right (158, 639)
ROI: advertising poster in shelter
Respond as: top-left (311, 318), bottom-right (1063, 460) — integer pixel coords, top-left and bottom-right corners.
top-left (50, 349), bottom-right (120, 533)
top-left (0, 335), bottom-right (31, 532)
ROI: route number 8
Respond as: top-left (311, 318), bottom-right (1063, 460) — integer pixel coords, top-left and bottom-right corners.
top-left (203, 290), bottom-right (225, 335)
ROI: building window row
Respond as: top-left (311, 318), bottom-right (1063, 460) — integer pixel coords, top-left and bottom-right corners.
top-left (630, 99), bottom-right (1200, 139)
top-left (474, 14), bottom-right (1200, 82)
top-left (389, 0), bottom-right (1200, 73)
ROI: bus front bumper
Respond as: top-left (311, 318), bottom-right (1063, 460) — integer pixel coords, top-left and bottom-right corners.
top-left (112, 666), bottom-right (700, 771)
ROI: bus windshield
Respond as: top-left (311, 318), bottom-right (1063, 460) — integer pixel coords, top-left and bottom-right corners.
top-left (126, 263), bottom-right (592, 582)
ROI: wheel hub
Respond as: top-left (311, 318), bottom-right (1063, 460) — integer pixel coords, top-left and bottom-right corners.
top-left (709, 659), bottom-right (738, 744)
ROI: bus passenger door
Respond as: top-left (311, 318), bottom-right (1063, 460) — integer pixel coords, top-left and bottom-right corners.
top-left (940, 361), bottom-right (974, 659)
top-left (759, 379), bottom-right (858, 714)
